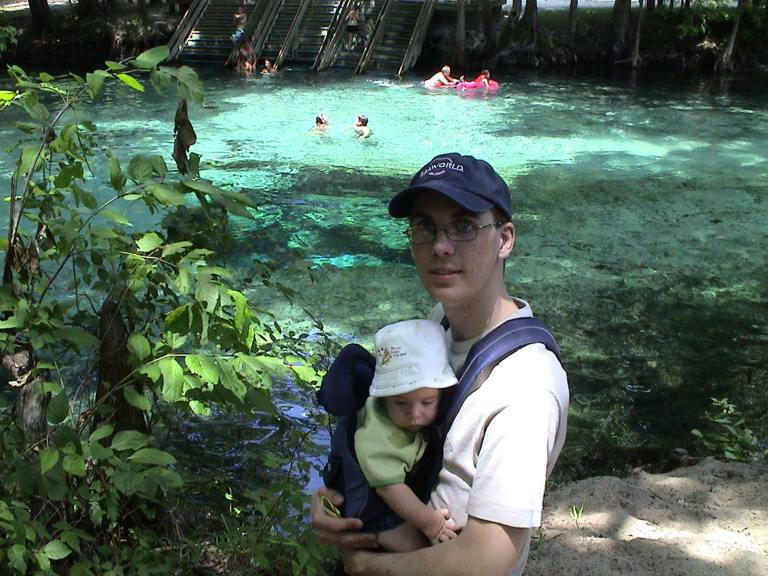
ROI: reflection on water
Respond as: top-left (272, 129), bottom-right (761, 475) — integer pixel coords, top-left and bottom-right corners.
top-left (1, 69), bottom-right (766, 481)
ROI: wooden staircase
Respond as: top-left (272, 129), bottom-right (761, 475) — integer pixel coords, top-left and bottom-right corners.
top-left (176, 0), bottom-right (247, 65)
top-left (261, 0), bottom-right (303, 62)
top-left (360, 0), bottom-right (422, 72)
top-left (169, 0), bottom-right (429, 71)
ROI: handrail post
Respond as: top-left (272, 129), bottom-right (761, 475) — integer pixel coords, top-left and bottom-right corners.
top-left (355, 0), bottom-right (395, 74)
top-left (398, 0), bottom-right (435, 77)
top-left (167, 0), bottom-right (212, 62)
top-left (275, 0), bottom-right (314, 69)
top-left (313, 0), bottom-right (354, 71)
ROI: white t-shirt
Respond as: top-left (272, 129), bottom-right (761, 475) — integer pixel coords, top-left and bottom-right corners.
top-left (428, 299), bottom-right (569, 576)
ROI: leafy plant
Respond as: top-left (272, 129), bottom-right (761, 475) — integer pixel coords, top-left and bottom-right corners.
top-left (0, 25), bottom-right (16, 57)
top-left (691, 397), bottom-right (767, 462)
top-left (568, 503), bottom-right (584, 528)
top-left (0, 47), bottom-right (328, 575)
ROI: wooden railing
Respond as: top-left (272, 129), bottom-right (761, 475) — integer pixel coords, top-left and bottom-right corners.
top-left (251, 0), bottom-right (286, 61)
top-left (275, 0), bottom-right (313, 69)
top-left (313, 0), bottom-right (355, 71)
top-left (355, 0), bottom-right (395, 74)
top-left (398, 0), bottom-right (434, 77)
top-left (167, 0), bottom-right (211, 61)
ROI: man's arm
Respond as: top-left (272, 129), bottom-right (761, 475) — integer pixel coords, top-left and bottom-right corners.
top-left (341, 515), bottom-right (529, 576)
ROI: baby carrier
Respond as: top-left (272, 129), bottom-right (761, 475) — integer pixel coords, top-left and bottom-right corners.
top-left (317, 316), bottom-right (562, 533)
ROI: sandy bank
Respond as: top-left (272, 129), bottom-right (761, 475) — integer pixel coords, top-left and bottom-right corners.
top-left (527, 457), bottom-right (768, 575)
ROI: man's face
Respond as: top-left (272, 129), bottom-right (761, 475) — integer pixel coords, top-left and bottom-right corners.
top-left (408, 190), bottom-right (513, 310)
top-left (383, 387), bottom-right (441, 432)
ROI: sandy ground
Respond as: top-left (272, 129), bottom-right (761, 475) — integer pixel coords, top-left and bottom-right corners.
top-left (527, 458), bottom-right (768, 576)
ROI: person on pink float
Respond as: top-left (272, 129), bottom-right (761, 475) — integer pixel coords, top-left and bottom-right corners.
top-left (310, 152), bottom-right (569, 576)
top-left (423, 66), bottom-right (460, 89)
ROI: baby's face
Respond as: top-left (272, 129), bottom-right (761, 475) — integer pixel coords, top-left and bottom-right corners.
top-left (383, 387), bottom-right (440, 432)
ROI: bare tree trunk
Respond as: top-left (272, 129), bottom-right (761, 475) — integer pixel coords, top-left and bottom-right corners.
top-left (629, 3), bottom-right (645, 67)
top-left (568, 0), bottom-right (579, 41)
top-left (94, 297), bottom-right (148, 434)
top-left (647, 0), bottom-right (655, 13)
top-left (138, 0), bottom-right (149, 22)
top-left (611, 0), bottom-right (632, 63)
top-left (27, 0), bottom-right (53, 34)
top-left (453, 0), bottom-right (466, 68)
top-left (3, 348), bottom-right (49, 447)
top-left (714, 0), bottom-right (745, 73)
top-left (479, 0), bottom-right (496, 57)
top-left (498, 3), bottom-right (521, 50)
top-left (512, 0), bottom-right (523, 18)
top-left (77, 0), bottom-right (99, 18)
top-left (521, 0), bottom-right (539, 46)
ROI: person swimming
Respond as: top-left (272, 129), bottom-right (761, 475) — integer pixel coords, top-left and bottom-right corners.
top-left (313, 113), bottom-right (330, 134)
top-left (353, 114), bottom-right (370, 138)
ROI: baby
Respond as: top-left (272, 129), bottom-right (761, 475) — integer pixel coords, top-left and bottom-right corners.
top-left (354, 319), bottom-right (458, 550)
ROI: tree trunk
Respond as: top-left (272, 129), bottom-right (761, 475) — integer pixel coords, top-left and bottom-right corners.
top-left (138, 0), bottom-right (149, 22)
top-left (3, 348), bottom-right (49, 447)
top-left (27, 0), bottom-right (53, 34)
top-left (521, 0), bottom-right (538, 46)
top-left (647, 0), bottom-right (655, 13)
top-left (77, 0), bottom-right (98, 18)
top-left (498, 4), bottom-right (521, 50)
top-left (715, 0), bottom-right (745, 73)
top-left (629, 3), bottom-right (644, 68)
top-left (611, 0), bottom-right (632, 63)
top-left (568, 0), bottom-right (578, 41)
top-left (94, 297), bottom-right (148, 434)
top-left (479, 0), bottom-right (496, 57)
top-left (453, 0), bottom-right (466, 68)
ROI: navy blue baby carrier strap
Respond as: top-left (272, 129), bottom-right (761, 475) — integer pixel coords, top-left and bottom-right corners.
top-left (439, 316), bottom-right (561, 435)
top-left (317, 316), bottom-right (561, 535)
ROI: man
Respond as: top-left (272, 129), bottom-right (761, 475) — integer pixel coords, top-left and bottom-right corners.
top-left (423, 66), bottom-right (460, 89)
top-left (311, 153), bottom-right (569, 575)
top-left (353, 115), bottom-right (371, 139)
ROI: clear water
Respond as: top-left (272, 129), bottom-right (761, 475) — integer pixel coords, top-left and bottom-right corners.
top-left (2, 68), bottom-right (767, 480)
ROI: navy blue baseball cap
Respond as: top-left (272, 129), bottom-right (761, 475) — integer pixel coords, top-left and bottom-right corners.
top-left (389, 152), bottom-right (512, 221)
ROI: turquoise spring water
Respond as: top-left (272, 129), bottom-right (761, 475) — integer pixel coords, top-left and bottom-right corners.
top-left (1, 68), bottom-right (767, 483)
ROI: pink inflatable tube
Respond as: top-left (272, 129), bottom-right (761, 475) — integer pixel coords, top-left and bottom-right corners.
top-left (455, 80), bottom-right (499, 92)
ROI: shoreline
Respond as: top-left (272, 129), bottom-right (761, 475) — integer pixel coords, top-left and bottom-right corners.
top-left (2, 1), bottom-right (767, 78)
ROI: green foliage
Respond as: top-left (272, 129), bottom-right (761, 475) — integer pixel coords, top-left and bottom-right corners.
top-left (0, 47), bottom-right (328, 575)
top-left (691, 397), bottom-right (767, 462)
top-left (211, 429), bottom-right (335, 575)
top-left (569, 503), bottom-right (584, 528)
top-left (0, 25), bottom-right (16, 57)
top-left (674, 1), bottom-right (732, 41)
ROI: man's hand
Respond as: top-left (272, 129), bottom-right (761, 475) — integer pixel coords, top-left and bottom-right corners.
top-left (311, 486), bottom-right (378, 549)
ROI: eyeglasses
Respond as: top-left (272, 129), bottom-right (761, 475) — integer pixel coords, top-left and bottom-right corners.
top-left (404, 220), bottom-right (503, 244)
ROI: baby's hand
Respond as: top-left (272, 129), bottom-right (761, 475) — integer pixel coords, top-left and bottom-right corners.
top-left (423, 508), bottom-right (458, 545)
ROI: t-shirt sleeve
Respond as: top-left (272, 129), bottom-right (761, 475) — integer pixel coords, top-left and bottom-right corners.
top-left (354, 400), bottom-right (425, 487)
top-left (467, 385), bottom-right (564, 528)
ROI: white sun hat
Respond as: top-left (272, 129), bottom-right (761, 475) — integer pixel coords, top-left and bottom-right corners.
top-left (369, 319), bottom-right (458, 397)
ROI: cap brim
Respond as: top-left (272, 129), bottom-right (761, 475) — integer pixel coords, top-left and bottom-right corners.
top-left (389, 182), bottom-right (495, 218)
